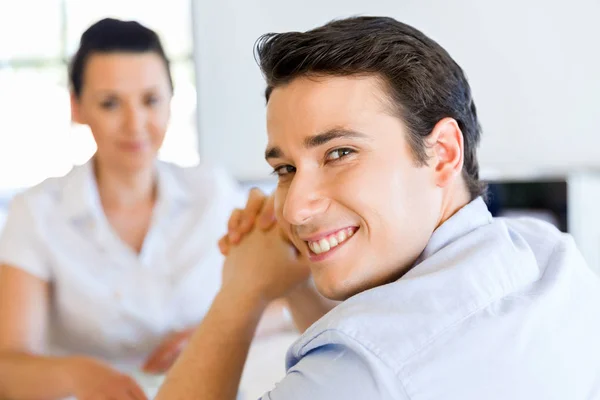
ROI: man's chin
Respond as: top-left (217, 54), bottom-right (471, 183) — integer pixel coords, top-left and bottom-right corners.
top-left (313, 270), bottom-right (363, 302)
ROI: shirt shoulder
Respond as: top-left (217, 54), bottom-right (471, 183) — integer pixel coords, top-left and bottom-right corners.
top-left (290, 216), bottom-right (600, 398)
top-left (7, 168), bottom-right (81, 220)
top-left (501, 216), bottom-right (573, 263)
top-left (263, 331), bottom-right (407, 400)
top-left (0, 171), bottom-right (77, 279)
top-left (157, 161), bottom-right (245, 207)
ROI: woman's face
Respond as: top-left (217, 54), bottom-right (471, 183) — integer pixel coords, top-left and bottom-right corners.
top-left (71, 52), bottom-right (172, 172)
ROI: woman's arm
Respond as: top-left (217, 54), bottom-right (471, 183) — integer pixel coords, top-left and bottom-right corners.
top-left (0, 264), bottom-right (76, 400)
top-left (0, 265), bottom-right (149, 400)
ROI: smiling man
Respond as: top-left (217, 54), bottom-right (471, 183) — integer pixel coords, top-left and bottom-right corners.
top-left (156, 16), bottom-right (600, 400)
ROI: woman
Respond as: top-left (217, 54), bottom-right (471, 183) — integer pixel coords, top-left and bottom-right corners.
top-left (0, 18), bottom-right (286, 400)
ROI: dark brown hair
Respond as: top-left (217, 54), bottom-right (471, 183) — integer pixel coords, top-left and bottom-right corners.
top-left (255, 16), bottom-right (486, 198)
top-left (69, 18), bottom-right (173, 98)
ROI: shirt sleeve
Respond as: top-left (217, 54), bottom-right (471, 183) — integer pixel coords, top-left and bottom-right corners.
top-left (259, 342), bottom-right (407, 400)
top-left (0, 193), bottom-right (51, 281)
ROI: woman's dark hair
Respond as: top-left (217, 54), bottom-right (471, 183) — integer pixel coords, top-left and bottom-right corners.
top-left (69, 18), bottom-right (174, 98)
top-left (255, 16), bottom-right (486, 199)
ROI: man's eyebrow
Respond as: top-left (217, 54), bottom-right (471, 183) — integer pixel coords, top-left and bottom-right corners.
top-left (265, 128), bottom-right (370, 160)
top-left (265, 146), bottom-right (282, 160)
top-left (303, 128), bottom-right (370, 148)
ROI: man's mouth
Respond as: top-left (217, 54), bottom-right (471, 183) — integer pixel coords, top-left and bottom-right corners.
top-left (305, 227), bottom-right (358, 255)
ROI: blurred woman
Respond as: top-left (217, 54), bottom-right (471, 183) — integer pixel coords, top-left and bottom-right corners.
top-left (0, 18), bottom-right (286, 400)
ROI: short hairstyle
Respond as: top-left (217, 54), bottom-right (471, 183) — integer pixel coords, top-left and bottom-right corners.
top-left (256, 16), bottom-right (486, 198)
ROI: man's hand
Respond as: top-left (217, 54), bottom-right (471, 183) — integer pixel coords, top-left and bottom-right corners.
top-left (219, 188), bottom-right (276, 256)
top-left (219, 188), bottom-right (335, 332)
top-left (221, 225), bottom-right (310, 305)
top-left (155, 225), bottom-right (300, 400)
top-left (219, 187), bottom-right (308, 303)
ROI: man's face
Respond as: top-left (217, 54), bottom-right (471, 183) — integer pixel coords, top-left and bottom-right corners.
top-left (266, 75), bottom-right (444, 300)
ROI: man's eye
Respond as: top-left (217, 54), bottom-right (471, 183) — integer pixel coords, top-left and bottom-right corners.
top-left (272, 165), bottom-right (296, 177)
top-left (326, 148), bottom-right (355, 161)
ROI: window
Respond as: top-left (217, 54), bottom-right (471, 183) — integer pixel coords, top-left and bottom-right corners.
top-left (0, 0), bottom-right (198, 191)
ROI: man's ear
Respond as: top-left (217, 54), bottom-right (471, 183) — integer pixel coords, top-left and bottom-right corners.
top-left (70, 91), bottom-right (84, 124)
top-left (426, 117), bottom-right (464, 188)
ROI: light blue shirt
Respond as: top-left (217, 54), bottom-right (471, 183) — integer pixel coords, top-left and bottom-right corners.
top-left (261, 198), bottom-right (600, 399)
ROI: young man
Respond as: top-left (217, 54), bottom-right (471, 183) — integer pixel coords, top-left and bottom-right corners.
top-left (156, 16), bottom-right (600, 400)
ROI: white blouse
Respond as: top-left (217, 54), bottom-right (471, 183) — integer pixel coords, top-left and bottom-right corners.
top-left (0, 160), bottom-right (245, 369)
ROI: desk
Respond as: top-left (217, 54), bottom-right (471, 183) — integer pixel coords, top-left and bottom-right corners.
top-left (136, 331), bottom-right (299, 399)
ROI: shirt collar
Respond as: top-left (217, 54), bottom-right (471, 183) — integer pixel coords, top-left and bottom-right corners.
top-left (401, 195), bottom-right (540, 296)
top-left (419, 197), bottom-right (493, 261)
top-left (61, 158), bottom-right (190, 223)
top-left (154, 160), bottom-right (189, 210)
top-left (60, 160), bottom-right (101, 222)
top-left (401, 194), bottom-right (538, 304)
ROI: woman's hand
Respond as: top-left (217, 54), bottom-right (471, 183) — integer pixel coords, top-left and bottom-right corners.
top-left (67, 357), bottom-right (148, 400)
top-left (141, 329), bottom-right (194, 375)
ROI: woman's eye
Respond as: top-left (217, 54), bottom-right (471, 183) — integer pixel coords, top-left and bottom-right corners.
top-left (145, 95), bottom-right (160, 106)
top-left (272, 165), bottom-right (296, 177)
top-left (326, 148), bottom-right (355, 161)
top-left (100, 99), bottom-right (118, 110)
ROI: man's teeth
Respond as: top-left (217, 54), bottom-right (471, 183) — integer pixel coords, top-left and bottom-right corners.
top-left (308, 228), bottom-right (356, 255)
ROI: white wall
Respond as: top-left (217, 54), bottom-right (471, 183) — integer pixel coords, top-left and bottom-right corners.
top-left (192, 0), bottom-right (600, 181)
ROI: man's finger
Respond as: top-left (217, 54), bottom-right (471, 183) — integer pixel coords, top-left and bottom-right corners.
top-left (239, 188), bottom-right (267, 232)
top-left (258, 195), bottom-right (276, 230)
top-left (218, 235), bottom-right (230, 256)
top-left (227, 209), bottom-right (244, 243)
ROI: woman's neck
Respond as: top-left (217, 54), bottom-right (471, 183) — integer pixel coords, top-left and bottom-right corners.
top-left (93, 158), bottom-right (157, 209)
